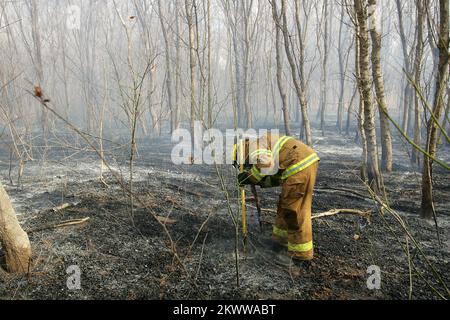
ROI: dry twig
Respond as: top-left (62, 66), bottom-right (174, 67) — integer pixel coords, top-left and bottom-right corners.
top-left (28, 217), bottom-right (90, 234)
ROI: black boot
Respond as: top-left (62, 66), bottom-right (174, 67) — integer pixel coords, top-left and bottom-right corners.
top-left (274, 252), bottom-right (293, 267)
top-left (259, 237), bottom-right (286, 253)
top-left (275, 253), bottom-right (315, 269)
top-left (271, 241), bottom-right (287, 253)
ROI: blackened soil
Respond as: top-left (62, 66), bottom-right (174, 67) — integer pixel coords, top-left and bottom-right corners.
top-left (0, 128), bottom-right (449, 300)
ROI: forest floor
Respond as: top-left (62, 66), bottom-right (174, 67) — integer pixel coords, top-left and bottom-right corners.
top-left (0, 127), bottom-right (449, 300)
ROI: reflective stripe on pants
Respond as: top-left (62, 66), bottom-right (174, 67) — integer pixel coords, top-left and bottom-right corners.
top-left (288, 240), bottom-right (313, 252)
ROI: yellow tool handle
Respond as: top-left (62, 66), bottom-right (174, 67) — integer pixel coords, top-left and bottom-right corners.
top-left (239, 140), bottom-right (247, 239)
top-left (241, 186), bottom-right (247, 237)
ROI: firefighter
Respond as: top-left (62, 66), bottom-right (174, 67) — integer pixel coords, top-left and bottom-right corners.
top-left (232, 133), bottom-right (319, 261)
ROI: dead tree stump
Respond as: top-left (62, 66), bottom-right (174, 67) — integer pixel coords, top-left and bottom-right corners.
top-left (0, 182), bottom-right (32, 273)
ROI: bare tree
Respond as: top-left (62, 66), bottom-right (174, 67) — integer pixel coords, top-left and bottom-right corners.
top-left (206, 0), bottom-right (213, 128)
top-left (175, 0), bottom-right (183, 131)
top-left (294, 0), bottom-right (314, 143)
top-left (185, 0), bottom-right (198, 160)
top-left (111, 1), bottom-right (154, 224)
top-left (281, 0), bottom-right (314, 144)
top-left (349, 4), bottom-right (369, 179)
top-left (411, 0), bottom-right (425, 168)
top-left (354, 0), bottom-right (382, 191)
top-left (223, 1), bottom-right (244, 127)
top-left (241, 0), bottom-right (255, 128)
top-left (157, 0), bottom-right (177, 133)
top-left (270, 0), bottom-right (291, 136)
top-left (318, 0), bottom-right (330, 136)
top-left (133, 0), bottom-right (162, 135)
top-left (337, 3), bottom-right (346, 133)
top-left (368, 0), bottom-right (393, 172)
top-left (395, 0), bottom-right (414, 134)
top-left (28, 0), bottom-right (47, 134)
top-left (421, 0), bottom-right (449, 219)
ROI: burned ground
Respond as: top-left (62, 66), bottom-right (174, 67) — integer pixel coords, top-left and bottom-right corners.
top-left (0, 127), bottom-right (449, 300)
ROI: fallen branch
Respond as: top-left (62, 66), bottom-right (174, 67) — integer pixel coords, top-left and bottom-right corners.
top-left (155, 216), bottom-right (177, 225)
top-left (52, 203), bottom-right (72, 212)
top-left (247, 205), bottom-right (371, 222)
top-left (247, 204), bottom-right (276, 214)
top-left (27, 217), bottom-right (90, 234)
top-left (41, 202), bottom-right (80, 214)
top-left (315, 186), bottom-right (373, 201)
top-left (311, 208), bottom-right (371, 221)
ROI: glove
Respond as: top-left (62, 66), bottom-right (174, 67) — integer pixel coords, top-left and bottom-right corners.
top-left (258, 175), bottom-right (282, 189)
top-left (238, 171), bottom-right (253, 186)
top-left (233, 161), bottom-right (252, 171)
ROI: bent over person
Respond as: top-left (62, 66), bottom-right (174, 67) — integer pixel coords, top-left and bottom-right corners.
top-left (232, 133), bottom-right (319, 261)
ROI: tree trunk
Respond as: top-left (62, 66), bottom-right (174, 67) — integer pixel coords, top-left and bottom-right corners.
top-left (337, 4), bottom-right (346, 133)
top-left (227, 23), bottom-right (239, 129)
top-left (29, 0), bottom-right (47, 134)
top-left (425, 0), bottom-right (440, 103)
top-left (421, 0), bottom-right (449, 219)
top-left (232, 34), bottom-right (243, 127)
top-left (0, 182), bottom-right (32, 273)
top-left (148, 65), bottom-right (160, 135)
top-left (395, 0), bottom-right (414, 134)
top-left (354, 20), bottom-right (368, 179)
top-left (368, 0), bottom-right (393, 172)
top-left (227, 3), bottom-right (243, 128)
top-left (241, 0), bottom-right (253, 129)
top-left (441, 87), bottom-right (450, 146)
top-left (158, 0), bottom-right (175, 133)
top-left (185, 0), bottom-right (197, 155)
top-left (319, 0), bottom-right (330, 136)
top-left (174, 0), bottom-right (181, 130)
top-left (206, 0), bottom-right (213, 128)
top-left (355, 0), bottom-right (382, 192)
top-left (402, 85), bottom-right (412, 134)
top-left (294, 0), bottom-right (313, 145)
top-left (271, 0), bottom-right (291, 136)
top-left (412, 0), bottom-right (424, 168)
top-left (346, 87), bottom-right (358, 136)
